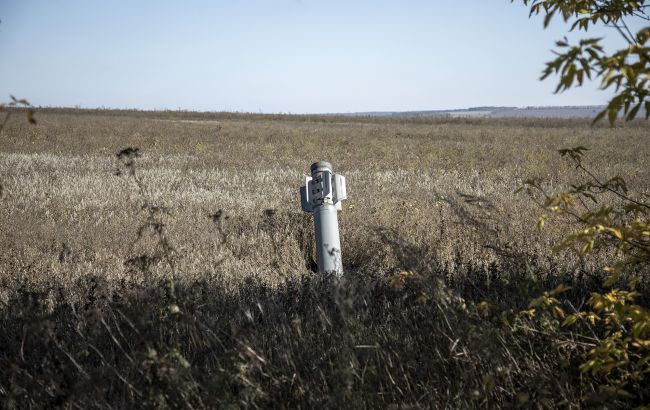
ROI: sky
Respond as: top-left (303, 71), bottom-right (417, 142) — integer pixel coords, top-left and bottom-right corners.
top-left (0, 0), bottom-right (637, 113)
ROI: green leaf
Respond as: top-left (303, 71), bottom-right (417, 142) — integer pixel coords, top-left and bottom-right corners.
top-left (603, 271), bottom-right (622, 288)
top-left (607, 106), bottom-right (618, 124)
top-left (625, 102), bottom-right (641, 121)
top-left (562, 315), bottom-right (578, 327)
top-left (543, 10), bottom-right (555, 28)
top-left (592, 108), bottom-right (607, 124)
top-left (10, 95), bottom-right (29, 105)
top-left (550, 283), bottom-right (572, 295)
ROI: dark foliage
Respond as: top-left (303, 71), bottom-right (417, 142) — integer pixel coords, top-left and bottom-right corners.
top-left (2, 260), bottom-right (645, 409)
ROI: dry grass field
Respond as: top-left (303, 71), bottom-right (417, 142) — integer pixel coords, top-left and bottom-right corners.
top-left (1, 109), bottom-right (649, 408)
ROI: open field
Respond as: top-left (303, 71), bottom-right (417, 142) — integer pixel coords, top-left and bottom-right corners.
top-left (2, 111), bottom-right (649, 287)
top-left (1, 110), bottom-right (649, 407)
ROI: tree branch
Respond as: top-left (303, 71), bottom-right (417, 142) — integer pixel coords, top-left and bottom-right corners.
top-left (575, 160), bottom-right (650, 211)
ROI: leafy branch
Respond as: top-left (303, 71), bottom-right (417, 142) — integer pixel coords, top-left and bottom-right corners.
top-left (517, 147), bottom-right (649, 402)
top-left (516, 0), bottom-right (650, 123)
top-left (0, 95), bottom-right (36, 133)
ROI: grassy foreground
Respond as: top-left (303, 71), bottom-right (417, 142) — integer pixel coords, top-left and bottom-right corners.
top-left (1, 110), bottom-right (649, 408)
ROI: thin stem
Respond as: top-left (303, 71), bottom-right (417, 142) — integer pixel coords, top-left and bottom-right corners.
top-left (128, 156), bottom-right (178, 282)
top-left (619, 19), bottom-right (637, 43)
top-left (524, 179), bottom-right (650, 255)
top-left (608, 22), bottom-right (635, 44)
top-left (576, 160), bottom-right (650, 211)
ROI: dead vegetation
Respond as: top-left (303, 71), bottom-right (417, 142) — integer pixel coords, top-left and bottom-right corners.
top-left (0, 110), bottom-right (648, 408)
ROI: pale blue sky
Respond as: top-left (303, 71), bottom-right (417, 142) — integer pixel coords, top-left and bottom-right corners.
top-left (0, 1), bottom-right (634, 113)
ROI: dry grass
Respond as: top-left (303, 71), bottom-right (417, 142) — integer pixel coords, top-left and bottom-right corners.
top-left (2, 111), bottom-right (648, 286)
top-left (1, 110), bottom-right (649, 408)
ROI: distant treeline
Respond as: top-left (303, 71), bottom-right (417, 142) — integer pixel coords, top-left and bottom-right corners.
top-left (6, 106), bottom-right (649, 129)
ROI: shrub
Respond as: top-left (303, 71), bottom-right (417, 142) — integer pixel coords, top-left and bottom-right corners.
top-left (519, 146), bottom-right (649, 405)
